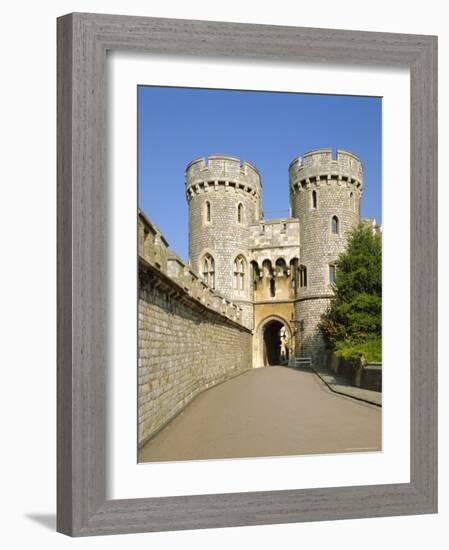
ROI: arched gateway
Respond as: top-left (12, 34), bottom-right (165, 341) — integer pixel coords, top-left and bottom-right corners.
top-left (255, 316), bottom-right (292, 367)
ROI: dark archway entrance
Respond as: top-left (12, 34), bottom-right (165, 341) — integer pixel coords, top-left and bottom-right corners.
top-left (263, 320), bottom-right (288, 365)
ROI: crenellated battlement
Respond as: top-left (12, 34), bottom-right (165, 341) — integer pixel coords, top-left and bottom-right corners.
top-left (289, 149), bottom-right (363, 193)
top-left (185, 155), bottom-right (261, 200)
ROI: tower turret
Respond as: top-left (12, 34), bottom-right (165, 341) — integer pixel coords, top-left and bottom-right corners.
top-left (185, 155), bottom-right (262, 329)
top-left (289, 149), bottom-right (363, 356)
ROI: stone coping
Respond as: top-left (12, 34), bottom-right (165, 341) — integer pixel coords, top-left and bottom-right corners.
top-left (139, 257), bottom-right (250, 332)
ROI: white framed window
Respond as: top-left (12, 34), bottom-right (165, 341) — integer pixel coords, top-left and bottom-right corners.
top-left (202, 254), bottom-right (215, 288)
top-left (233, 255), bottom-right (246, 290)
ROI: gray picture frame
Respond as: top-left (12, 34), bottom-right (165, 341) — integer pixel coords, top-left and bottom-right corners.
top-left (57, 12), bottom-right (438, 536)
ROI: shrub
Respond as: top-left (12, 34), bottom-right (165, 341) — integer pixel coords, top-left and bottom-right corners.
top-left (319, 223), bottom-right (382, 362)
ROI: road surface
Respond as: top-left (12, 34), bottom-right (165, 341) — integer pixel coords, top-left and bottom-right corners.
top-left (139, 366), bottom-right (381, 462)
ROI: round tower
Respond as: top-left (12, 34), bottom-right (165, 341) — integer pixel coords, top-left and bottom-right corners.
top-left (185, 155), bottom-right (262, 329)
top-left (289, 149), bottom-right (363, 359)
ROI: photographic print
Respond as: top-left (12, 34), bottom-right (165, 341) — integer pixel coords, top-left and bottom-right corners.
top-left (137, 86), bottom-right (382, 463)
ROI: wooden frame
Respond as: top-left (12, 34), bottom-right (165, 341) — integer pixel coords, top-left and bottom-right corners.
top-left (57, 12), bottom-right (437, 536)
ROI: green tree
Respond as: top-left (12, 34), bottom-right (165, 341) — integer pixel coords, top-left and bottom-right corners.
top-left (319, 223), bottom-right (382, 361)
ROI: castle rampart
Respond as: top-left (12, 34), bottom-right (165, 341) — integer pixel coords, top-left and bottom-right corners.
top-left (138, 212), bottom-right (252, 447)
top-left (138, 259), bottom-right (252, 447)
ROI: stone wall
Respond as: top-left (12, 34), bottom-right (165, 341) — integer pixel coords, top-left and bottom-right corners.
top-left (138, 261), bottom-right (252, 448)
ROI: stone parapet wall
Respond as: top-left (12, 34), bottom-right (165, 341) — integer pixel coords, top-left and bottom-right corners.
top-left (138, 210), bottom-right (169, 273)
top-left (249, 218), bottom-right (300, 265)
top-left (139, 212), bottom-right (245, 326)
top-left (186, 155), bottom-right (261, 197)
top-left (326, 353), bottom-right (382, 392)
top-left (289, 149), bottom-right (363, 189)
top-left (138, 261), bottom-right (252, 447)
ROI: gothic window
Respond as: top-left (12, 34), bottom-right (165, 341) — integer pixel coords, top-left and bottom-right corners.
top-left (311, 190), bottom-right (317, 209)
top-left (237, 203), bottom-right (244, 224)
top-left (275, 258), bottom-right (287, 277)
top-left (298, 265), bottom-right (307, 288)
top-left (331, 215), bottom-right (339, 234)
top-left (202, 254), bottom-right (215, 288)
top-left (205, 201), bottom-right (211, 223)
top-left (233, 255), bottom-right (246, 290)
top-left (329, 264), bottom-right (336, 285)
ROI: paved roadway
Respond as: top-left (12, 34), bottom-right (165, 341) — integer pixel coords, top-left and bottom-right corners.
top-left (139, 366), bottom-right (381, 463)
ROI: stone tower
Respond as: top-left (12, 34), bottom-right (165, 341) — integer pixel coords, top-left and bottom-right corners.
top-left (289, 149), bottom-right (363, 357)
top-left (185, 155), bottom-right (262, 329)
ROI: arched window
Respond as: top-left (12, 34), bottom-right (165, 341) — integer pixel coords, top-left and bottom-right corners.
top-left (331, 215), bottom-right (339, 234)
top-left (298, 265), bottom-right (307, 288)
top-left (205, 201), bottom-right (211, 223)
top-left (329, 264), bottom-right (336, 285)
top-left (202, 254), bottom-right (215, 288)
top-left (311, 190), bottom-right (317, 209)
top-left (349, 192), bottom-right (354, 211)
top-left (233, 255), bottom-right (246, 290)
top-left (237, 203), bottom-right (244, 224)
top-left (275, 258), bottom-right (287, 277)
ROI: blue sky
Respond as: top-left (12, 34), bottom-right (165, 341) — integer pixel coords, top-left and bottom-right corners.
top-left (138, 86), bottom-right (382, 262)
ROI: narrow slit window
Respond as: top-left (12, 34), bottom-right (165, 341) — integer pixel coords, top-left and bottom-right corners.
top-left (237, 203), bottom-right (243, 224)
top-left (205, 201), bottom-right (211, 223)
top-left (312, 190), bottom-right (317, 209)
top-left (331, 215), bottom-right (339, 234)
top-left (329, 264), bottom-right (336, 285)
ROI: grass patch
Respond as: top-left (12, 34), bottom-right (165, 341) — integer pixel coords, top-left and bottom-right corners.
top-left (334, 337), bottom-right (382, 363)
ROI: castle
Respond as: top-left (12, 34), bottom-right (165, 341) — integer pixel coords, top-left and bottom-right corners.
top-left (184, 148), bottom-right (369, 366)
top-left (138, 148), bottom-right (378, 445)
